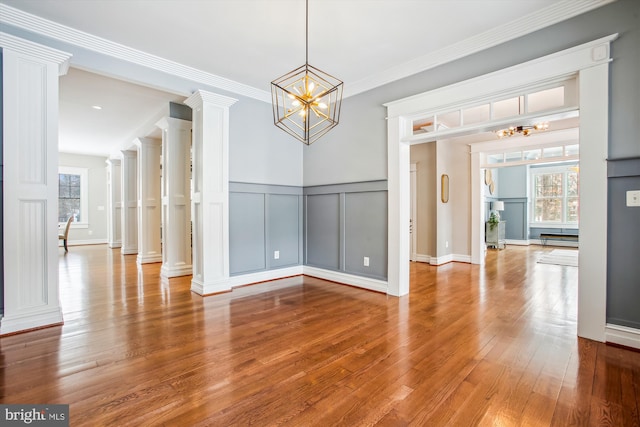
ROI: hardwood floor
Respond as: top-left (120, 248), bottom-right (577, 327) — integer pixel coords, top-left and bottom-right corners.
top-left (1, 245), bottom-right (639, 426)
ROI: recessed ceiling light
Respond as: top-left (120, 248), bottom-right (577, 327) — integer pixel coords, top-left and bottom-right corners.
top-left (92, 105), bottom-right (102, 110)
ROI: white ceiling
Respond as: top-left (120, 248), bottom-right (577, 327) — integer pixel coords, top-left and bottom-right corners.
top-left (1, 0), bottom-right (610, 157)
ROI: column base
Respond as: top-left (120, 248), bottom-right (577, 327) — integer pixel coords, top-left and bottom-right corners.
top-left (108, 242), bottom-right (122, 249)
top-left (137, 253), bottom-right (163, 264)
top-left (0, 306), bottom-right (64, 336)
top-left (121, 247), bottom-right (138, 255)
top-left (161, 264), bottom-right (193, 278)
top-left (191, 277), bottom-right (232, 296)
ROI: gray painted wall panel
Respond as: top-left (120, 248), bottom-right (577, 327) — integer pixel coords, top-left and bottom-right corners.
top-left (501, 198), bottom-right (527, 240)
top-left (305, 194), bottom-right (340, 270)
top-left (267, 194), bottom-right (301, 268)
top-left (607, 160), bottom-right (640, 329)
top-left (229, 192), bottom-right (266, 274)
top-left (344, 191), bottom-right (388, 279)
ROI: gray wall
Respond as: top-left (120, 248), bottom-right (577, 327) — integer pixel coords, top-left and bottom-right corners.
top-left (304, 181), bottom-right (388, 280)
top-left (607, 158), bottom-right (640, 329)
top-left (229, 183), bottom-right (303, 276)
top-left (230, 99), bottom-right (303, 187)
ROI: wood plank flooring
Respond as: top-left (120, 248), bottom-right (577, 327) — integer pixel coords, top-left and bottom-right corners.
top-left (1, 245), bottom-right (639, 426)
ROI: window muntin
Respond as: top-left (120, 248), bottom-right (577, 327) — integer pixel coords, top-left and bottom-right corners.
top-left (58, 166), bottom-right (89, 226)
top-left (58, 173), bottom-right (81, 222)
top-left (531, 165), bottom-right (579, 225)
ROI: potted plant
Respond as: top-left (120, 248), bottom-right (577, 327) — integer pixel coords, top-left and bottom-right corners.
top-left (488, 211), bottom-right (500, 230)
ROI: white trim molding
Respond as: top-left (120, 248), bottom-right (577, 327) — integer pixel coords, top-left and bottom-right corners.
top-left (0, 1), bottom-right (615, 100)
top-left (227, 267), bottom-right (304, 291)
top-left (606, 324), bottom-right (640, 350)
top-left (303, 267), bottom-right (388, 294)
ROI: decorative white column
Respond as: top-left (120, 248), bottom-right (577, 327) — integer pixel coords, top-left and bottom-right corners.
top-left (120, 150), bottom-right (138, 255)
top-left (156, 117), bottom-right (192, 278)
top-left (0, 33), bottom-right (71, 334)
top-left (184, 90), bottom-right (237, 295)
top-left (134, 137), bottom-right (162, 264)
top-left (106, 158), bottom-right (122, 249)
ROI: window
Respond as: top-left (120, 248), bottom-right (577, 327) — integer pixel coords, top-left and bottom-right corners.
top-left (58, 166), bottom-right (88, 226)
top-left (531, 164), bottom-right (579, 225)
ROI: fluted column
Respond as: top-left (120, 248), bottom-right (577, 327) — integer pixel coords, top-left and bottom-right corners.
top-left (184, 90), bottom-right (237, 295)
top-left (134, 137), bottom-right (162, 264)
top-left (156, 117), bottom-right (192, 278)
top-left (0, 33), bottom-right (71, 334)
top-left (106, 158), bottom-right (122, 249)
top-left (120, 150), bottom-right (138, 255)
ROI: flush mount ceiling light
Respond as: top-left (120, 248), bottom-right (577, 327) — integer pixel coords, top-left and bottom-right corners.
top-left (270, 0), bottom-right (343, 145)
top-left (496, 122), bottom-right (549, 138)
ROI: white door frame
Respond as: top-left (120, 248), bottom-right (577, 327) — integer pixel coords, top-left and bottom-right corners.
top-left (385, 34), bottom-right (617, 343)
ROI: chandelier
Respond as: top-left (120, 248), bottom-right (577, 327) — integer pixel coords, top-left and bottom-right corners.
top-left (271, 0), bottom-right (343, 145)
top-left (496, 122), bottom-right (549, 138)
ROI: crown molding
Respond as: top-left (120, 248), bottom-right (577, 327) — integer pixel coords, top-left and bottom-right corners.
top-left (0, 3), bottom-right (271, 102)
top-left (1, 1), bottom-right (616, 101)
top-left (0, 31), bottom-right (71, 75)
top-left (346, 0), bottom-right (617, 97)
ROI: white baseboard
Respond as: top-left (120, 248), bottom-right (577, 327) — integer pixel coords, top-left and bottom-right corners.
top-left (228, 266), bottom-right (304, 289)
top-left (303, 266), bottom-right (388, 294)
top-left (413, 254), bottom-right (430, 263)
top-left (430, 254), bottom-right (453, 265)
top-left (605, 324), bottom-right (640, 350)
top-left (452, 254), bottom-right (471, 263)
top-left (505, 239), bottom-right (530, 246)
top-left (414, 253), bottom-right (471, 265)
top-left (59, 238), bottom-right (108, 247)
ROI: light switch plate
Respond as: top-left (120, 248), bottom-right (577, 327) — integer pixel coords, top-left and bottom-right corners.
top-left (627, 190), bottom-right (640, 207)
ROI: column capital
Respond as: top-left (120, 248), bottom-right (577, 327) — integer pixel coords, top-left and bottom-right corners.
top-left (121, 149), bottom-right (137, 159)
top-left (133, 137), bottom-right (162, 148)
top-left (184, 90), bottom-right (238, 111)
top-left (155, 116), bottom-right (192, 131)
top-left (106, 158), bottom-right (121, 167)
top-left (0, 31), bottom-right (72, 75)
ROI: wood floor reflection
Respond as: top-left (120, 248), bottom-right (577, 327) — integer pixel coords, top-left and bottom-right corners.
top-left (1, 245), bottom-right (639, 426)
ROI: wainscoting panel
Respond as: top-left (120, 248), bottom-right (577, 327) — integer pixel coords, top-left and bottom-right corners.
top-left (305, 193), bottom-right (341, 270)
top-left (229, 183), bottom-right (303, 276)
top-left (304, 181), bottom-right (388, 280)
top-left (606, 157), bottom-right (640, 330)
top-left (267, 194), bottom-right (301, 269)
top-left (345, 191), bottom-right (388, 279)
top-left (502, 198), bottom-right (528, 240)
top-left (229, 192), bottom-right (266, 274)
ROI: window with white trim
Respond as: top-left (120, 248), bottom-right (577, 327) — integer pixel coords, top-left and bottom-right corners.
top-left (530, 164), bottom-right (579, 226)
top-left (58, 166), bottom-right (88, 226)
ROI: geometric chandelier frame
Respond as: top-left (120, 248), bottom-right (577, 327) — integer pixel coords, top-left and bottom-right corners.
top-left (270, 0), bottom-right (343, 145)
